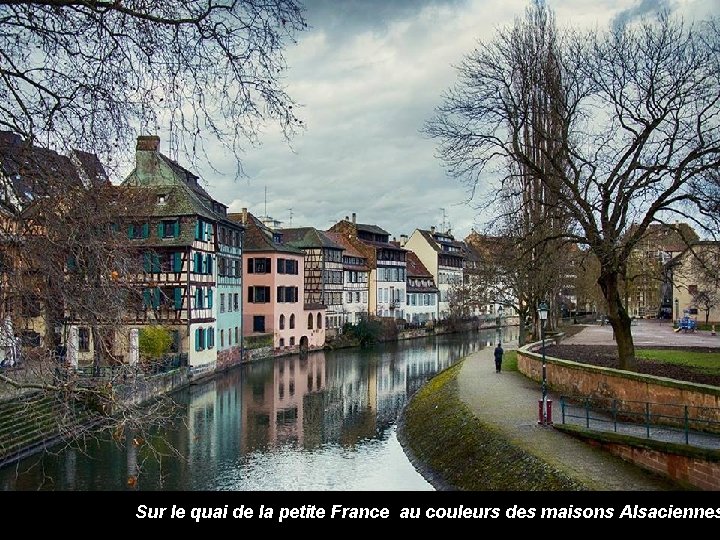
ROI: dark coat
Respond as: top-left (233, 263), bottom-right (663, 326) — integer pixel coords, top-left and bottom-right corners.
top-left (494, 345), bottom-right (503, 362)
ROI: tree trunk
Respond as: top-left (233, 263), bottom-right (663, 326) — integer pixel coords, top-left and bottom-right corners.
top-left (518, 308), bottom-right (527, 346)
top-left (598, 271), bottom-right (636, 371)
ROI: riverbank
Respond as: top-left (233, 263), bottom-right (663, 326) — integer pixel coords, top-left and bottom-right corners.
top-left (397, 323), bottom-right (704, 491)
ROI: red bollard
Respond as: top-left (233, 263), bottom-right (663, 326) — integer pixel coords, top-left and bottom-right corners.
top-left (546, 399), bottom-right (553, 425)
top-left (538, 399), bottom-right (544, 425)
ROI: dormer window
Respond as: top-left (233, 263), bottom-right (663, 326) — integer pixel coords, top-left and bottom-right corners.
top-left (157, 194), bottom-right (167, 205)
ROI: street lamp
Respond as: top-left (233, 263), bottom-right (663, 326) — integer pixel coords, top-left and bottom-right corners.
top-left (537, 301), bottom-right (551, 425)
top-left (496, 304), bottom-right (504, 344)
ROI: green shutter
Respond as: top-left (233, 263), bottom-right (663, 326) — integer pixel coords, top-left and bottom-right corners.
top-left (143, 252), bottom-right (151, 272)
top-left (207, 255), bottom-right (213, 275)
top-left (152, 253), bottom-right (161, 272)
top-left (66, 256), bottom-right (77, 271)
top-left (127, 224), bottom-right (134, 238)
top-left (173, 252), bottom-right (182, 272)
top-left (173, 220), bottom-right (180, 237)
top-left (142, 223), bottom-right (149, 238)
top-left (157, 222), bottom-right (164, 238)
top-left (195, 220), bottom-right (201, 240)
top-left (174, 287), bottom-right (183, 310)
top-left (207, 289), bottom-right (213, 309)
top-left (153, 288), bottom-right (161, 309)
top-left (195, 328), bottom-right (201, 351)
top-left (208, 328), bottom-right (214, 348)
top-left (143, 289), bottom-right (151, 309)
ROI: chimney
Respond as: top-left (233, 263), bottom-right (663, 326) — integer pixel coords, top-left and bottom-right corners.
top-left (400, 234), bottom-right (408, 247)
top-left (242, 207), bottom-right (248, 225)
top-left (352, 212), bottom-right (356, 225)
top-left (136, 135), bottom-right (160, 152)
top-left (135, 135), bottom-right (160, 184)
top-left (430, 226), bottom-right (435, 234)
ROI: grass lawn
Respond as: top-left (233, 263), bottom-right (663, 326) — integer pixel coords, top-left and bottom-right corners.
top-left (636, 349), bottom-right (720, 375)
top-left (503, 350), bottom-right (518, 372)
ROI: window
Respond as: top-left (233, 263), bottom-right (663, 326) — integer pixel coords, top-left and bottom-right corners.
top-left (78, 327), bottom-right (90, 352)
top-left (317, 313), bottom-right (322, 329)
top-left (308, 313), bottom-right (313, 329)
top-left (347, 291), bottom-right (353, 303)
top-left (207, 327), bottom-right (215, 349)
top-left (277, 286), bottom-right (298, 303)
top-left (234, 293), bottom-right (239, 310)
top-left (247, 257), bottom-right (271, 274)
top-left (289, 314), bottom-right (295, 329)
top-left (195, 328), bottom-right (206, 351)
top-left (127, 223), bottom-right (149, 239)
top-left (248, 286), bottom-right (271, 303)
top-left (279, 338), bottom-right (285, 348)
top-left (290, 336), bottom-right (295, 346)
top-left (220, 293), bottom-right (225, 313)
top-left (159, 220), bottom-right (179, 238)
top-left (143, 251), bottom-right (161, 273)
top-left (235, 326), bottom-right (239, 344)
top-left (220, 329), bottom-right (225, 347)
top-left (688, 285), bottom-right (698, 295)
top-left (143, 287), bottom-right (161, 310)
top-left (279, 314), bottom-right (285, 330)
top-left (253, 316), bottom-right (266, 333)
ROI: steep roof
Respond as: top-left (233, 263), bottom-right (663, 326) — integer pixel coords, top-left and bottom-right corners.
top-left (228, 210), bottom-right (303, 255)
top-left (0, 131), bottom-right (89, 212)
top-left (415, 228), bottom-right (465, 257)
top-left (122, 136), bottom-right (228, 222)
top-left (406, 250), bottom-right (434, 278)
top-left (281, 227), bottom-right (344, 250)
top-left (356, 223), bottom-right (389, 236)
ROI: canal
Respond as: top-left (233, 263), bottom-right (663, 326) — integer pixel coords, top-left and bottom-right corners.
top-left (1, 329), bottom-right (514, 491)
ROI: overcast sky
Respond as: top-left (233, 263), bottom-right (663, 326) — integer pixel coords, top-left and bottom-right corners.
top-left (188, 0), bottom-right (717, 241)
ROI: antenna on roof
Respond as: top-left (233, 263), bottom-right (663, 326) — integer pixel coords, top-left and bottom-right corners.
top-left (440, 207), bottom-right (448, 233)
top-left (264, 186), bottom-right (268, 219)
top-left (288, 208), bottom-right (293, 227)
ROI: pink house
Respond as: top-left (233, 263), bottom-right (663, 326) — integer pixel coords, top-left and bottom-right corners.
top-left (229, 209), bottom-right (325, 353)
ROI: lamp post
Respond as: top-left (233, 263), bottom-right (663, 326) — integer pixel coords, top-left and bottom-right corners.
top-left (496, 304), bottom-right (504, 344)
top-left (537, 301), bottom-right (551, 425)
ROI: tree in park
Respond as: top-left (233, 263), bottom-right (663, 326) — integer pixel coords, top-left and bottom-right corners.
top-left (0, 1), bottom-right (307, 461)
top-left (426, 2), bottom-right (720, 370)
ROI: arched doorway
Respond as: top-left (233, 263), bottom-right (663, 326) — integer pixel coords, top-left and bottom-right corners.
top-left (299, 335), bottom-right (309, 352)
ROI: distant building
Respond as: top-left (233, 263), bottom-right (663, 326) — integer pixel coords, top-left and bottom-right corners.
top-left (230, 209), bottom-right (325, 353)
top-left (668, 241), bottom-right (720, 324)
top-left (403, 227), bottom-right (464, 319)
top-left (329, 213), bottom-right (407, 319)
top-left (324, 231), bottom-right (370, 325)
top-left (404, 250), bottom-right (438, 324)
top-left (281, 227), bottom-right (345, 335)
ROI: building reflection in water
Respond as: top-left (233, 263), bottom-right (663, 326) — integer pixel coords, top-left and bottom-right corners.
top-left (0, 330), bottom-right (517, 490)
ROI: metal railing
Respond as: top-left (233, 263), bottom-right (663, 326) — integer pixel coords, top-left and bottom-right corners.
top-left (74, 353), bottom-right (188, 378)
top-left (559, 395), bottom-right (720, 450)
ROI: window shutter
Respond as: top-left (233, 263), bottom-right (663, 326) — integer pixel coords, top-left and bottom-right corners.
top-left (143, 252), bottom-right (151, 272)
top-left (142, 223), bottom-right (149, 238)
top-left (143, 289), bottom-right (151, 309)
top-left (153, 287), bottom-right (161, 309)
top-left (195, 287), bottom-right (202, 308)
top-left (157, 222), bottom-right (164, 238)
top-left (66, 256), bottom-right (77, 271)
top-left (174, 287), bottom-right (183, 310)
top-left (195, 328), bottom-right (201, 351)
top-left (152, 253), bottom-right (161, 272)
top-left (247, 258), bottom-right (254, 273)
top-left (247, 286), bottom-right (253, 303)
top-left (208, 328), bottom-right (214, 348)
top-left (195, 220), bottom-right (201, 240)
top-left (173, 252), bottom-right (182, 272)
top-left (174, 220), bottom-right (180, 237)
top-left (265, 258), bottom-right (272, 273)
top-left (207, 255), bottom-right (213, 275)
top-left (207, 289), bottom-right (213, 309)
top-left (127, 224), bottom-right (134, 239)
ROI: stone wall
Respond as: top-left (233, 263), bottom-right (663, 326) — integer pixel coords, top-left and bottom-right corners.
top-left (517, 344), bottom-right (720, 431)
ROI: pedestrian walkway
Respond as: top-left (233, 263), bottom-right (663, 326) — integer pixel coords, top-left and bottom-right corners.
top-left (456, 320), bottom-right (720, 490)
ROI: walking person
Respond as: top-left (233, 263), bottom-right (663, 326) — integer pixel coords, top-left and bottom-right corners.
top-left (494, 342), bottom-right (504, 373)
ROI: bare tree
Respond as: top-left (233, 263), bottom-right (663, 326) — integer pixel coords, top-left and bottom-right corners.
top-left (0, 1), bottom-right (306, 170)
top-left (426, 7), bottom-right (720, 370)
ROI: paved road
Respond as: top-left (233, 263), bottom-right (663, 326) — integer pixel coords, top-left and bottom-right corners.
top-left (456, 320), bottom-right (719, 490)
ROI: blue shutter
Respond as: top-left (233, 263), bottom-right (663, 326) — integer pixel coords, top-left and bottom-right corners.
top-left (174, 287), bottom-right (183, 310)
